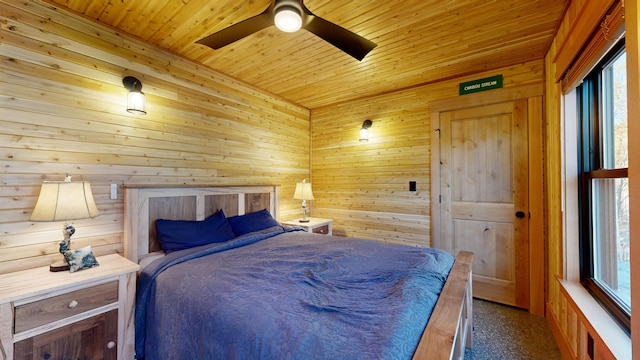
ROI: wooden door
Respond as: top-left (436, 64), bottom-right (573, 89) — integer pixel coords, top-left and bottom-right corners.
top-left (436, 99), bottom-right (529, 308)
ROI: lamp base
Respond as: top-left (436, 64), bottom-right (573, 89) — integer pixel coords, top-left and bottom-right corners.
top-left (49, 260), bottom-right (70, 272)
top-left (299, 219), bottom-right (310, 223)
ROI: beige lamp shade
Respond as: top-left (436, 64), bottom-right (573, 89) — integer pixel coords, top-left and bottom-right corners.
top-left (293, 181), bottom-right (314, 201)
top-left (31, 180), bottom-right (100, 221)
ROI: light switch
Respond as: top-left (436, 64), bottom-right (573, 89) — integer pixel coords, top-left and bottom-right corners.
top-left (110, 184), bottom-right (118, 200)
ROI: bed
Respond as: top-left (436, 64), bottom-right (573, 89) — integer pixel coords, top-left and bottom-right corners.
top-left (124, 185), bottom-right (473, 360)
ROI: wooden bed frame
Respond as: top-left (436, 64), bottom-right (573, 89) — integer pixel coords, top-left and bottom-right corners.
top-left (123, 185), bottom-right (473, 360)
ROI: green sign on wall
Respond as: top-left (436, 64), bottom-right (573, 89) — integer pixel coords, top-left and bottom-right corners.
top-left (459, 74), bottom-right (503, 95)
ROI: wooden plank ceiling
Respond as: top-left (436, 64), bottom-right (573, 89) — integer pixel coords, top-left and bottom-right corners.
top-left (44, 0), bottom-right (568, 109)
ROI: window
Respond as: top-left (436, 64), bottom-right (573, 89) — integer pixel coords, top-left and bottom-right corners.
top-left (577, 40), bottom-right (630, 332)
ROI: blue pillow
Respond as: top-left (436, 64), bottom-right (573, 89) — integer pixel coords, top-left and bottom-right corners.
top-left (227, 209), bottom-right (280, 236)
top-left (156, 210), bottom-right (235, 253)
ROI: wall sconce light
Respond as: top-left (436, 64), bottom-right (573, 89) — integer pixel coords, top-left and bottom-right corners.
top-left (359, 119), bottom-right (373, 142)
top-left (123, 76), bottom-right (147, 115)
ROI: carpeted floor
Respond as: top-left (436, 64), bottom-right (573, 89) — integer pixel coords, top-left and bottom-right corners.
top-left (463, 299), bottom-right (562, 360)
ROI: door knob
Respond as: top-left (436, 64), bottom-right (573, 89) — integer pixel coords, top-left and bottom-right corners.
top-left (516, 211), bottom-right (526, 218)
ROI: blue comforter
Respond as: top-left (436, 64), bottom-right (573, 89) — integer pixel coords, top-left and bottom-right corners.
top-left (135, 226), bottom-right (454, 359)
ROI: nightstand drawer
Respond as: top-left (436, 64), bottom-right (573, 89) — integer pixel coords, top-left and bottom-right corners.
top-left (312, 225), bottom-right (330, 234)
top-left (14, 281), bottom-right (118, 333)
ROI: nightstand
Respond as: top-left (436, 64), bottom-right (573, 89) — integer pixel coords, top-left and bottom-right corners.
top-left (0, 254), bottom-right (139, 360)
top-left (282, 217), bottom-right (333, 235)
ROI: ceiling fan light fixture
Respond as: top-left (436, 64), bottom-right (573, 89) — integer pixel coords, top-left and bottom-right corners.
top-left (195, 0), bottom-right (377, 61)
top-left (274, 7), bottom-right (302, 33)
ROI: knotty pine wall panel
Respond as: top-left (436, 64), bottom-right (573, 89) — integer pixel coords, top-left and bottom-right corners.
top-left (310, 60), bottom-right (544, 247)
top-left (0, 0), bottom-right (310, 274)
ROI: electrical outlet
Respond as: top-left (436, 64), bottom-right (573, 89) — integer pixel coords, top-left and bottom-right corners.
top-left (110, 184), bottom-right (118, 200)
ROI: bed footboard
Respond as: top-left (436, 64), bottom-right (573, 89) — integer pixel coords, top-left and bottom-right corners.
top-left (413, 251), bottom-right (473, 360)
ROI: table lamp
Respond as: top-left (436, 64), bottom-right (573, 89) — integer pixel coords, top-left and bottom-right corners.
top-left (293, 179), bottom-right (314, 223)
top-left (31, 175), bottom-right (100, 272)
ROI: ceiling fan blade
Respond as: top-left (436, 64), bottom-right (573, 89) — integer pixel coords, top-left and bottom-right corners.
top-left (302, 13), bottom-right (377, 61)
top-left (196, 10), bottom-right (274, 50)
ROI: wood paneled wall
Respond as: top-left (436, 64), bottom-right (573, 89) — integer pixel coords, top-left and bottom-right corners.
top-left (0, 0), bottom-right (310, 274)
top-left (310, 61), bottom-right (544, 247)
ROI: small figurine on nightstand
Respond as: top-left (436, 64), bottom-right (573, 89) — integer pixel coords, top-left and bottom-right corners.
top-left (59, 223), bottom-right (75, 253)
top-left (49, 222), bottom-right (99, 272)
top-left (63, 245), bottom-right (99, 273)
top-left (59, 223), bottom-right (99, 273)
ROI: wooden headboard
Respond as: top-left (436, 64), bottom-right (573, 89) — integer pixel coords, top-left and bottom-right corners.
top-left (123, 185), bottom-right (279, 262)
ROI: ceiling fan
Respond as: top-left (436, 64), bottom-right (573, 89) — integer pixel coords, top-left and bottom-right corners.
top-left (196, 0), bottom-right (377, 61)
